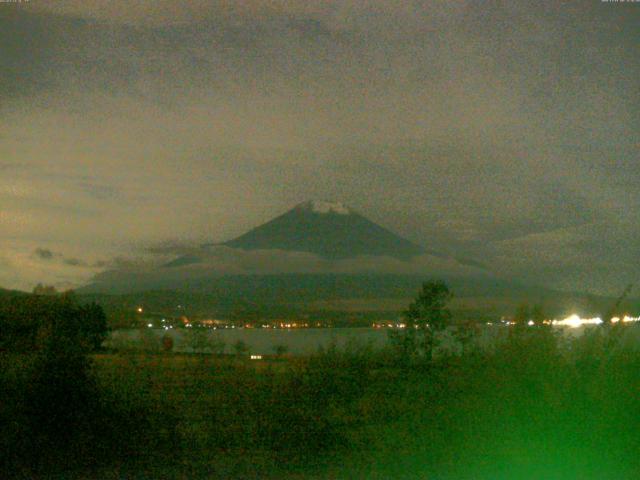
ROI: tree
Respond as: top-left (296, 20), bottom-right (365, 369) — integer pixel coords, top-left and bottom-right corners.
top-left (233, 340), bottom-right (249, 357)
top-left (531, 305), bottom-right (546, 326)
top-left (162, 334), bottom-right (174, 352)
top-left (184, 327), bottom-right (211, 353)
top-left (0, 292), bottom-right (108, 353)
top-left (32, 283), bottom-right (58, 296)
top-left (272, 344), bottom-right (289, 357)
top-left (405, 281), bottom-right (453, 330)
top-left (392, 280), bottom-right (453, 361)
top-left (514, 303), bottom-right (530, 327)
top-left (211, 335), bottom-right (226, 355)
top-left (24, 294), bottom-right (102, 453)
top-left (77, 302), bottom-right (109, 351)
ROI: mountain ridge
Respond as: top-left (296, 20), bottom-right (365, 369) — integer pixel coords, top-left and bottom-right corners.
top-left (222, 200), bottom-right (425, 260)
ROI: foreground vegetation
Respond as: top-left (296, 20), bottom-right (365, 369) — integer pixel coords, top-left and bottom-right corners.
top-left (2, 288), bottom-right (640, 479)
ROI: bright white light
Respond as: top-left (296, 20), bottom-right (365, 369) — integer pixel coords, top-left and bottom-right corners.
top-left (147, 323), bottom-right (153, 328)
top-left (137, 307), bottom-right (143, 313)
top-left (623, 315), bottom-right (640, 323)
top-left (527, 320), bottom-right (534, 326)
top-left (250, 355), bottom-right (262, 360)
top-left (611, 317), bottom-right (620, 324)
top-left (552, 314), bottom-right (603, 328)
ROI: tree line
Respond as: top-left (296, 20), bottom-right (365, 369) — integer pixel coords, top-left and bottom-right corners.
top-left (0, 290), bottom-right (108, 353)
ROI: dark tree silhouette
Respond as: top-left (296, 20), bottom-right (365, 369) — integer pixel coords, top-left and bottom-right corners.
top-left (391, 280), bottom-right (453, 361)
top-left (514, 303), bottom-right (530, 326)
top-left (531, 305), bottom-right (546, 326)
top-left (77, 302), bottom-right (109, 351)
top-left (233, 339), bottom-right (249, 357)
top-left (0, 291), bottom-right (108, 353)
top-left (273, 344), bottom-right (289, 357)
top-left (32, 283), bottom-right (58, 296)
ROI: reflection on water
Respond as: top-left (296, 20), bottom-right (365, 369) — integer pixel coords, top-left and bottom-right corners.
top-left (106, 324), bottom-right (640, 356)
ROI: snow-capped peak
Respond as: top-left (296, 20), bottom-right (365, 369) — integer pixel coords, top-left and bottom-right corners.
top-left (298, 200), bottom-right (352, 215)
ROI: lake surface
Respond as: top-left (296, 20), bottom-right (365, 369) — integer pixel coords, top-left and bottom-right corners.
top-left (108, 327), bottom-right (389, 355)
top-left (106, 324), bottom-right (640, 356)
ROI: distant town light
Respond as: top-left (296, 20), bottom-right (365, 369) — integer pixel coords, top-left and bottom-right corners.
top-left (552, 314), bottom-right (603, 328)
top-left (527, 320), bottom-right (535, 326)
top-left (137, 307), bottom-right (143, 313)
top-left (250, 355), bottom-right (262, 360)
top-left (147, 323), bottom-right (153, 328)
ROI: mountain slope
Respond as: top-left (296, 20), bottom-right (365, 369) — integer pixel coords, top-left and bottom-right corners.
top-left (222, 200), bottom-right (425, 259)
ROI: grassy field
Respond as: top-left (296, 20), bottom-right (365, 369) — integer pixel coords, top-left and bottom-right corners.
top-left (3, 326), bottom-right (640, 479)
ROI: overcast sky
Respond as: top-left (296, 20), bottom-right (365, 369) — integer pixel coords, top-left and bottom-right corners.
top-left (1, 1), bottom-right (638, 294)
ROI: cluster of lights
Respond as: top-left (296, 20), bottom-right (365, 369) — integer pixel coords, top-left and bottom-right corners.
top-left (551, 314), bottom-right (603, 328)
top-left (145, 323), bottom-right (176, 330)
top-left (550, 314), bottom-right (640, 328)
top-left (485, 314), bottom-right (640, 329)
top-left (611, 315), bottom-right (640, 324)
top-left (372, 322), bottom-right (419, 329)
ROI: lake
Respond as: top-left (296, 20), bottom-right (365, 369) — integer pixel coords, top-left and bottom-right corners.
top-left (107, 327), bottom-right (389, 355)
top-left (106, 324), bottom-right (640, 356)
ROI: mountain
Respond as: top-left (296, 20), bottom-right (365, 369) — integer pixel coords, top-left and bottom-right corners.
top-left (75, 201), bottom-right (640, 320)
top-left (81, 200), bottom-right (487, 296)
top-left (221, 200), bottom-right (425, 259)
top-left (79, 201), bottom-right (501, 314)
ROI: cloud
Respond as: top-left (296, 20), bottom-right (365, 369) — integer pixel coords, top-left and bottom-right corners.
top-left (143, 240), bottom-right (205, 256)
top-left (1, 3), bottom-right (637, 295)
top-left (24, 1), bottom-right (471, 28)
top-left (33, 248), bottom-right (55, 260)
top-left (489, 221), bottom-right (640, 293)
top-left (88, 245), bottom-right (486, 294)
top-left (77, 182), bottom-right (119, 201)
top-left (0, 162), bottom-right (22, 172)
top-left (63, 257), bottom-right (88, 267)
top-left (24, 0), bottom-right (334, 27)
top-left (31, 246), bottom-right (105, 270)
